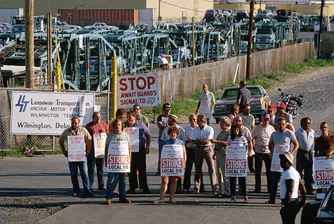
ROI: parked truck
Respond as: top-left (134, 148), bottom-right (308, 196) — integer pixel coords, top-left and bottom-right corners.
top-left (0, 8), bottom-right (23, 23)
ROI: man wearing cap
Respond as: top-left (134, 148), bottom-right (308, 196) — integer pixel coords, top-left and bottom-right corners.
top-left (160, 114), bottom-right (186, 193)
top-left (195, 84), bottom-right (215, 126)
top-left (236, 80), bottom-right (251, 113)
top-left (157, 103), bottom-right (171, 174)
top-left (274, 102), bottom-right (293, 125)
top-left (295, 117), bottom-right (317, 195)
top-left (133, 104), bottom-right (149, 128)
top-left (191, 114), bottom-right (218, 194)
top-left (252, 114), bottom-right (275, 193)
top-left (279, 152), bottom-right (306, 224)
top-left (266, 117), bottom-right (299, 204)
top-left (267, 104), bottom-right (276, 126)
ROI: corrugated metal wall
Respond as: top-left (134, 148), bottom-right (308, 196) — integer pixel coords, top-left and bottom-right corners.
top-left (157, 42), bottom-right (315, 101)
top-left (320, 32), bottom-right (334, 59)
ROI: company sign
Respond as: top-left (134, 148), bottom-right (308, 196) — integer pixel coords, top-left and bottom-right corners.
top-left (118, 74), bottom-right (160, 108)
top-left (11, 92), bottom-right (95, 135)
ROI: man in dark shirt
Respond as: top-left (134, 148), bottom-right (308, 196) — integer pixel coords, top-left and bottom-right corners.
top-left (236, 80), bottom-right (251, 113)
top-left (315, 122), bottom-right (333, 157)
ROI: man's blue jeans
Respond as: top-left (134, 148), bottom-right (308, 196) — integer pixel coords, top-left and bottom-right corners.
top-left (68, 161), bottom-right (92, 195)
top-left (269, 171), bottom-right (281, 201)
top-left (106, 173), bottom-right (126, 199)
top-left (87, 157), bottom-right (105, 190)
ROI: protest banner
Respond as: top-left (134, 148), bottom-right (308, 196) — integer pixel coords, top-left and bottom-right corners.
top-left (160, 145), bottom-right (184, 176)
top-left (67, 136), bottom-right (86, 162)
top-left (123, 127), bottom-right (139, 152)
top-left (93, 133), bottom-right (107, 158)
top-left (225, 145), bottom-right (247, 177)
top-left (314, 157), bottom-right (334, 189)
top-left (107, 141), bottom-right (130, 173)
top-left (11, 92), bottom-right (95, 135)
top-left (270, 145), bottom-right (289, 172)
top-left (118, 74), bottom-right (160, 108)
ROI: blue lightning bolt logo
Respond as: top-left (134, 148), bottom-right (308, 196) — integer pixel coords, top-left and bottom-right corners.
top-left (15, 95), bottom-right (29, 112)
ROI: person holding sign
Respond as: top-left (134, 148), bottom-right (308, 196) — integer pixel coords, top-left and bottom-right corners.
top-left (85, 112), bottom-right (109, 191)
top-left (279, 152), bottom-right (306, 224)
top-left (59, 116), bottom-right (93, 198)
top-left (266, 117), bottom-right (299, 204)
top-left (156, 126), bottom-right (186, 204)
top-left (227, 124), bottom-right (252, 203)
top-left (195, 84), bottom-right (215, 126)
top-left (125, 111), bottom-right (152, 194)
top-left (315, 122), bottom-right (334, 158)
top-left (104, 119), bottom-right (131, 204)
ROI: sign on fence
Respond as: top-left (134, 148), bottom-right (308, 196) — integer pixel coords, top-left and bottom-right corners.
top-left (107, 141), bottom-right (130, 173)
top-left (118, 74), bottom-right (160, 108)
top-left (225, 145), bottom-right (247, 177)
top-left (11, 92), bottom-right (95, 135)
top-left (67, 136), bottom-right (86, 162)
top-left (314, 157), bottom-right (334, 189)
top-left (160, 144), bottom-right (184, 177)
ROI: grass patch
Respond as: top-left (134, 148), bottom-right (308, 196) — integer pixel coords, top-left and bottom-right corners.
top-left (305, 58), bottom-right (334, 67)
top-left (0, 149), bottom-right (63, 157)
top-left (283, 62), bottom-right (306, 73)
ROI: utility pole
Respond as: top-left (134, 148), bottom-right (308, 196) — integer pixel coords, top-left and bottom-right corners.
top-left (192, 17), bottom-right (195, 66)
top-left (158, 0), bottom-right (162, 21)
top-left (47, 13), bottom-right (52, 86)
top-left (25, 0), bottom-right (34, 88)
top-left (246, 0), bottom-right (255, 80)
top-left (318, 0), bottom-right (325, 59)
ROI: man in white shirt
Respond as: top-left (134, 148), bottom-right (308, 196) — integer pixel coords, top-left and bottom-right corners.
top-left (279, 152), bottom-right (306, 224)
top-left (295, 117), bottom-right (316, 195)
top-left (195, 84), bottom-right (215, 126)
top-left (191, 114), bottom-right (217, 194)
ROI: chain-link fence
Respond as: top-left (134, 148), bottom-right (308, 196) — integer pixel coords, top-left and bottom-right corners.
top-left (0, 88), bottom-right (109, 151)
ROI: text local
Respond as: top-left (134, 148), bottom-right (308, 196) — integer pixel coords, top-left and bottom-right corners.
top-left (226, 159), bottom-right (246, 169)
top-left (316, 170), bottom-right (334, 180)
top-left (119, 76), bottom-right (155, 91)
top-left (108, 155), bottom-right (129, 164)
top-left (161, 159), bottom-right (183, 168)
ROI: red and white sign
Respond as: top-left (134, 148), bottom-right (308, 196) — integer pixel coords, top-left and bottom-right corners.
top-left (270, 144), bottom-right (289, 172)
top-left (160, 145), bottom-right (184, 176)
top-left (67, 136), bottom-right (86, 162)
top-left (225, 145), bottom-right (247, 177)
top-left (107, 141), bottom-right (130, 173)
top-left (93, 133), bottom-right (107, 158)
top-left (123, 127), bottom-right (139, 152)
top-left (314, 157), bottom-right (334, 189)
top-left (118, 74), bottom-right (160, 108)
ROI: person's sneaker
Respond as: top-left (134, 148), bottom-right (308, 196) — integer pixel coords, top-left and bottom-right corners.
top-left (105, 199), bottom-right (112, 205)
top-left (169, 199), bottom-right (177, 204)
top-left (154, 199), bottom-right (165, 204)
top-left (265, 200), bottom-right (275, 204)
top-left (98, 186), bottom-right (107, 191)
top-left (244, 197), bottom-right (248, 203)
top-left (142, 188), bottom-right (151, 194)
top-left (127, 189), bottom-right (136, 194)
top-left (230, 196), bottom-right (236, 203)
top-left (119, 198), bottom-right (131, 203)
top-left (113, 189), bottom-right (119, 195)
top-left (72, 193), bottom-right (78, 197)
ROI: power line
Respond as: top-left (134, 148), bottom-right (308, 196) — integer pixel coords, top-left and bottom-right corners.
top-left (160, 0), bottom-right (207, 13)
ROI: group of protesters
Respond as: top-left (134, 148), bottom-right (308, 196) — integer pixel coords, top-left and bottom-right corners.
top-left (58, 80), bottom-right (334, 224)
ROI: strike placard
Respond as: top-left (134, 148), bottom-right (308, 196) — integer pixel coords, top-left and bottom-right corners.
top-left (118, 74), bottom-right (160, 108)
top-left (225, 145), bottom-right (247, 177)
top-left (107, 141), bottom-right (130, 173)
top-left (160, 145), bottom-right (184, 176)
top-left (314, 157), bottom-right (334, 189)
top-left (67, 136), bottom-right (86, 162)
top-left (123, 127), bottom-right (140, 152)
top-left (93, 133), bottom-right (107, 158)
top-left (11, 92), bottom-right (95, 135)
top-left (270, 145), bottom-right (289, 172)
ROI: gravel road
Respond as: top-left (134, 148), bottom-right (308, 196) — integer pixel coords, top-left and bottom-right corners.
top-left (1, 66), bottom-right (334, 223)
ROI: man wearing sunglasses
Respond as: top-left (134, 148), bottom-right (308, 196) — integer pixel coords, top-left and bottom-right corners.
top-left (295, 117), bottom-right (317, 195)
